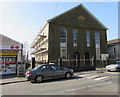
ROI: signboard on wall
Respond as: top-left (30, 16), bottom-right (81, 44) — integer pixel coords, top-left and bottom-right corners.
top-left (101, 54), bottom-right (109, 60)
top-left (0, 53), bottom-right (17, 56)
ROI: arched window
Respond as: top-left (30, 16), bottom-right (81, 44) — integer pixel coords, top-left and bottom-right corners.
top-left (95, 32), bottom-right (101, 59)
top-left (73, 29), bottom-right (77, 46)
top-left (60, 28), bottom-right (67, 43)
top-left (60, 28), bottom-right (67, 60)
top-left (86, 31), bottom-right (90, 47)
top-left (95, 32), bottom-right (100, 48)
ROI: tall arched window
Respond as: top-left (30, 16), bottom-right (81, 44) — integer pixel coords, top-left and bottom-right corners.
top-left (73, 29), bottom-right (77, 46)
top-left (59, 28), bottom-right (67, 60)
top-left (95, 32), bottom-right (101, 59)
top-left (95, 32), bottom-right (100, 48)
top-left (86, 31), bottom-right (90, 47)
top-left (60, 28), bottom-right (67, 43)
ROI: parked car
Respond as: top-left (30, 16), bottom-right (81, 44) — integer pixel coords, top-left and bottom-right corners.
top-left (25, 64), bottom-right (74, 83)
top-left (106, 61), bottom-right (120, 72)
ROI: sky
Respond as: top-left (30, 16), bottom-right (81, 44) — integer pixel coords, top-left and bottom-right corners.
top-left (0, 1), bottom-right (119, 51)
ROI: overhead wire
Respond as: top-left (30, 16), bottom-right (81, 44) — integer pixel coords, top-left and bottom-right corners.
top-left (54, 0), bottom-right (59, 16)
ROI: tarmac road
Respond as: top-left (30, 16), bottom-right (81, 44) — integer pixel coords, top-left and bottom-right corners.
top-left (1, 71), bottom-right (119, 96)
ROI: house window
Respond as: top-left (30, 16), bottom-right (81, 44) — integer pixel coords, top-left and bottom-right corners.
top-left (73, 29), bottom-right (77, 46)
top-left (86, 31), bottom-right (90, 47)
top-left (95, 32), bottom-right (101, 59)
top-left (60, 28), bottom-right (67, 43)
top-left (113, 47), bottom-right (116, 54)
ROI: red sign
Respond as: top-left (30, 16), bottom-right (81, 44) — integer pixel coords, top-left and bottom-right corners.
top-left (10, 46), bottom-right (14, 49)
top-left (10, 46), bottom-right (20, 49)
top-left (17, 62), bottom-right (21, 64)
top-left (0, 61), bottom-right (4, 64)
top-left (15, 46), bottom-right (19, 49)
top-left (6, 61), bottom-right (16, 64)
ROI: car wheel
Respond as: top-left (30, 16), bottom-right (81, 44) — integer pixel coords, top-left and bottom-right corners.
top-left (65, 72), bottom-right (71, 79)
top-left (107, 70), bottom-right (110, 72)
top-left (35, 75), bottom-right (43, 83)
top-left (116, 68), bottom-right (120, 72)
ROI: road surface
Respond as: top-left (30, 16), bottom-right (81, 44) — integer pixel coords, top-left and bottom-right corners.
top-left (2, 71), bottom-right (119, 95)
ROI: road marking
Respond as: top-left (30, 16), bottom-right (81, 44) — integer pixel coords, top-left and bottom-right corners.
top-left (87, 75), bottom-right (100, 78)
top-left (77, 74), bottom-right (91, 77)
top-left (60, 81), bottom-right (112, 93)
top-left (60, 87), bottom-right (86, 93)
top-left (94, 76), bottom-right (109, 80)
top-left (105, 72), bottom-right (120, 74)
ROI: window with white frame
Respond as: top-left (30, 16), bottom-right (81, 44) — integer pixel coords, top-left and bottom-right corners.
top-left (60, 28), bottom-right (67, 60)
top-left (73, 29), bottom-right (77, 46)
top-left (60, 28), bottom-right (67, 43)
top-left (86, 31), bottom-right (90, 47)
top-left (95, 32), bottom-right (101, 59)
top-left (60, 47), bottom-right (67, 59)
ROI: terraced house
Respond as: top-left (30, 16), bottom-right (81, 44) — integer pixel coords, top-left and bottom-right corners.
top-left (31, 4), bottom-right (108, 71)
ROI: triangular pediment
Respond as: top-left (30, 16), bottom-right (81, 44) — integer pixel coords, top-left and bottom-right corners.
top-left (48, 4), bottom-right (108, 30)
top-left (0, 33), bottom-right (22, 49)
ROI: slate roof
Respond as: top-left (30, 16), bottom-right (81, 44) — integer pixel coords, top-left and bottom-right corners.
top-left (108, 38), bottom-right (120, 44)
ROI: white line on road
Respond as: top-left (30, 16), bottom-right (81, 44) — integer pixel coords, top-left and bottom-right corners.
top-left (94, 76), bottom-right (109, 80)
top-left (105, 72), bottom-right (120, 74)
top-left (77, 74), bottom-right (91, 77)
top-left (60, 81), bottom-right (112, 93)
top-left (87, 75), bottom-right (100, 78)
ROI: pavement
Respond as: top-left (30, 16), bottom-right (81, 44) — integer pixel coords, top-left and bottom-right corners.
top-left (0, 69), bottom-right (106, 85)
top-left (0, 75), bottom-right (27, 85)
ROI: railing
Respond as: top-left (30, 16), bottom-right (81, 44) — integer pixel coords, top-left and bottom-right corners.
top-left (31, 35), bottom-right (47, 48)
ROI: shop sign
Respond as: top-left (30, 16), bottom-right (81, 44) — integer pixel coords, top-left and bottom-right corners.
top-left (15, 46), bottom-right (19, 49)
top-left (0, 53), bottom-right (17, 56)
top-left (0, 61), bottom-right (4, 64)
top-left (6, 61), bottom-right (16, 64)
top-left (10, 46), bottom-right (14, 49)
top-left (10, 46), bottom-right (20, 49)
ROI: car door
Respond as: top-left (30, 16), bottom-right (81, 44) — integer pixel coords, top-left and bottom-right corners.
top-left (51, 65), bottom-right (64, 78)
top-left (40, 65), bottom-right (55, 79)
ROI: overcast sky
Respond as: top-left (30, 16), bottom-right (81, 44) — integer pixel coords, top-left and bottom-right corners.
top-left (0, 1), bottom-right (118, 50)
